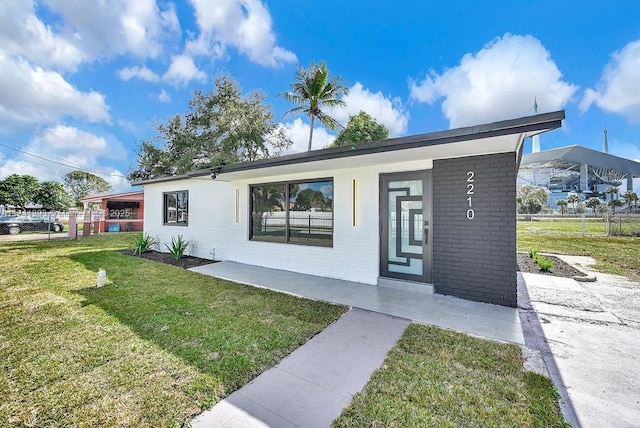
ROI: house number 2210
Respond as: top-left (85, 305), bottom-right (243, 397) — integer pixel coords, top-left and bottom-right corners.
top-left (466, 171), bottom-right (475, 220)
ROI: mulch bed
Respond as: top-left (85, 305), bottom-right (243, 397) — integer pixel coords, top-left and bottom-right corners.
top-left (517, 252), bottom-right (585, 278)
top-left (117, 250), bottom-right (216, 269)
top-left (119, 249), bottom-right (585, 277)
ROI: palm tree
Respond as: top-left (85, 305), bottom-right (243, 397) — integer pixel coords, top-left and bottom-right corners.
top-left (606, 186), bottom-right (619, 201)
top-left (585, 197), bottom-right (602, 216)
top-left (556, 199), bottom-right (567, 215)
top-left (567, 193), bottom-right (581, 213)
top-left (622, 190), bottom-right (638, 214)
top-left (278, 62), bottom-right (348, 151)
top-left (608, 198), bottom-right (623, 214)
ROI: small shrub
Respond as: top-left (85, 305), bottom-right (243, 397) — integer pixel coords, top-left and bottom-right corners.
top-left (528, 249), bottom-right (538, 258)
top-left (534, 253), bottom-right (554, 271)
top-left (165, 235), bottom-right (192, 260)
top-left (132, 232), bottom-right (159, 255)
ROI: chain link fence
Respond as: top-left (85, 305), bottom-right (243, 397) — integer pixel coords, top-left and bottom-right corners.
top-left (517, 214), bottom-right (640, 237)
top-left (0, 211), bottom-right (66, 240)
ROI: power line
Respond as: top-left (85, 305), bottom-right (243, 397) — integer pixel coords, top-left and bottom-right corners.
top-left (0, 141), bottom-right (129, 180)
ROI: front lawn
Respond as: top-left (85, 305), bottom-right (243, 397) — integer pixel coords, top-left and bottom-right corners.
top-left (0, 234), bottom-right (346, 426)
top-left (517, 227), bottom-right (640, 279)
top-left (333, 324), bottom-right (567, 427)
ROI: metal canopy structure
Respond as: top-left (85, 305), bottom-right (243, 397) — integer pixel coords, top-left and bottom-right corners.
top-left (519, 145), bottom-right (640, 193)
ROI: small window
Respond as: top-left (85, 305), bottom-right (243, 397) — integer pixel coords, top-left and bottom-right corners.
top-left (164, 191), bottom-right (188, 225)
top-left (250, 179), bottom-right (333, 247)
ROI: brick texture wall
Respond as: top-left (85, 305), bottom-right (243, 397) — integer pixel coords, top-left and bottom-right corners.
top-left (432, 153), bottom-right (518, 307)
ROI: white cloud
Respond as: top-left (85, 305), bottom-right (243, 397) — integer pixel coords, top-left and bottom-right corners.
top-left (0, 53), bottom-right (110, 129)
top-left (580, 39), bottom-right (640, 123)
top-left (117, 65), bottom-right (160, 82)
top-left (0, 125), bottom-right (129, 191)
top-left (328, 82), bottom-right (409, 137)
top-left (187, 0), bottom-right (297, 67)
top-left (282, 119), bottom-right (336, 152)
top-left (162, 54), bottom-right (207, 86)
top-left (0, 0), bottom-right (86, 71)
top-left (43, 0), bottom-right (180, 60)
top-left (158, 89), bottom-right (171, 103)
top-left (410, 34), bottom-right (578, 128)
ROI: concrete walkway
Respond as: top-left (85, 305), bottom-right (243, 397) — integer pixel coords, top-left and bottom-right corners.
top-left (189, 261), bottom-right (524, 427)
top-left (519, 255), bottom-right (640, 428)
top-left (191, 261), bottom-right (524, 344)
top-left (192, 308), bottom-right (409, 427)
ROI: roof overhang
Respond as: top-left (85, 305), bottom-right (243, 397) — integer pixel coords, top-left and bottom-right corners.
top-left (137, 110), bottom-right (564, 185)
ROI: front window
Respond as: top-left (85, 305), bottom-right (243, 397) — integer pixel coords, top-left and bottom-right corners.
top-left (250, 179), bottom-right (333, 247)
top-left (164, 191), bottom-right (188, 225)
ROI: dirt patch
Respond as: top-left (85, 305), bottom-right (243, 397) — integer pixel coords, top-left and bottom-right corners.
top-left (117, 250), bottom-right (216, 269)
top-left (517, 253), bottom-right (586, 278)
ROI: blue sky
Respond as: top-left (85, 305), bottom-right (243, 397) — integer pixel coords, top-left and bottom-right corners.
top-left (1, 0), bottom-right (639, 192)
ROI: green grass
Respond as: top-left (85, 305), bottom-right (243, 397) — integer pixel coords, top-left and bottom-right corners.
top-left (518, 225), bottom-right (640, 279)
top-left (517, 217), bottom-right (608, 235)
top-left (0, 234), bottom-right (346, 426)
top-left (333, 324), bottom-right (568, 428)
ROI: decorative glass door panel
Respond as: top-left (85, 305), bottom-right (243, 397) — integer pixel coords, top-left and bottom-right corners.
top-left (380, 171), bottom-right (432, 283)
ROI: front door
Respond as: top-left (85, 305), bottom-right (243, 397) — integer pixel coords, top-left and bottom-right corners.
top-left (380, 170), bottom-right (432, 283)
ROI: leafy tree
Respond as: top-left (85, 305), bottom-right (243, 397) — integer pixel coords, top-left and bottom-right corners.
top-left (567, 193), bottom-right (581, 213)
top-left (293, 188), bottom-right (326, 211)
top-left (330, 111), bottom-right (389, 148)
top-left (278, 62), bottom-right (348, 151)
top-left (64, 171), bottom-right (112, 207)
top-left (0, 174), bottom-right (39, 209)
top-left (556, 199), bottom-right (567, 215)
top-left (129, 75), bottom-right (290, 181)
top-left (35, 182), bottom-right (74, 210)
top-left (517, 185), bottom-right (547, 214)
top-left (622, 190), bottom-right (638, 214)
top-left (585, 197), bottom-right (602, 216)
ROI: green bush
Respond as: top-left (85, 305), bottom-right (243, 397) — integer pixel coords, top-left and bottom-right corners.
top-left (165, 235), bottom-right (192, 260)
top-left (534, 253), bottom-right (554, 271)
top-left (528, 249), bottom-right (538, 258)
top-left (132, 232), bottom-right (159, 255)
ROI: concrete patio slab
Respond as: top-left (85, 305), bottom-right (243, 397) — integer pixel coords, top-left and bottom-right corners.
top-left (191, 261), bottom-right (524, 345)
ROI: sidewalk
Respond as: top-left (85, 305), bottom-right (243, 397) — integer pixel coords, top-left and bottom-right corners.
top-left (192, 309), bottom-right (409, 427)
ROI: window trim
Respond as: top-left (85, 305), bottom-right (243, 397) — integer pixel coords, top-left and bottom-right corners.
top-left (163, 190), bottom-right (189, 226)
top-left (249, 177), bottom-right (334, 247)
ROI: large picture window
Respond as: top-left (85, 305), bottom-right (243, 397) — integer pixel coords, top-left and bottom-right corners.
top-left (250, 179), bottom-right (333, 247)
top-left (163, 191), bottom-right (188, 225)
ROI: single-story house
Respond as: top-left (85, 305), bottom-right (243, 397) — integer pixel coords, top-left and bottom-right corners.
top-left (138, 111), bottom-right (565, 307)
top-left (80, 190), bottom-right (144, 232)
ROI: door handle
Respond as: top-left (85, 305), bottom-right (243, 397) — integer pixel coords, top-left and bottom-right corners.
top-left (424, 228), bottom-right (429, 245)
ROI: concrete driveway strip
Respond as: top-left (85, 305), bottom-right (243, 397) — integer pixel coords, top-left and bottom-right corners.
top-left (520, 258), bottom-right (640, 428)
top-left (192, 308), bottom-right (410, 428)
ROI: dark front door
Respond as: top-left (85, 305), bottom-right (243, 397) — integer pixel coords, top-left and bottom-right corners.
top-left (380, 170), bottom-right (432, 283)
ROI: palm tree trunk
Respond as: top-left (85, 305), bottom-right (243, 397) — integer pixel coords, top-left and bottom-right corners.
top-left (308, 114), bottom-right (315, 151)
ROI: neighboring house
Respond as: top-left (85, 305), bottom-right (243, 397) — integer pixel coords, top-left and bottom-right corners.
top-left (80, 190), bottom-right (144, 232)
top-left (137, 111), bottom-right (564, 308)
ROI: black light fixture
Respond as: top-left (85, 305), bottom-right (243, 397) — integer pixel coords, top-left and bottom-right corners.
top-left (210, 167), bottom-right (221, 179)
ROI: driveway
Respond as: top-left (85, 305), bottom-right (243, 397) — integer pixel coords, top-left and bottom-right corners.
top-left (519, 256), bottom-right (640, 428)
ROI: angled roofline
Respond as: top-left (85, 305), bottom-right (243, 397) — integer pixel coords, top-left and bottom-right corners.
top-left (136, 110), bottom-right (565, 185)
top-left (80, 189), bottom-right (144, 201)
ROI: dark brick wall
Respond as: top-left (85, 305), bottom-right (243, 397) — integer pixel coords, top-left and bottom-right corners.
top-left (432, 152), bottom-right (517, 307)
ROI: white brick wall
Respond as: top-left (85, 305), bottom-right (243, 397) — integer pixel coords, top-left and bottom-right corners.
top-left (143, 158), bottom-right (433, 285)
